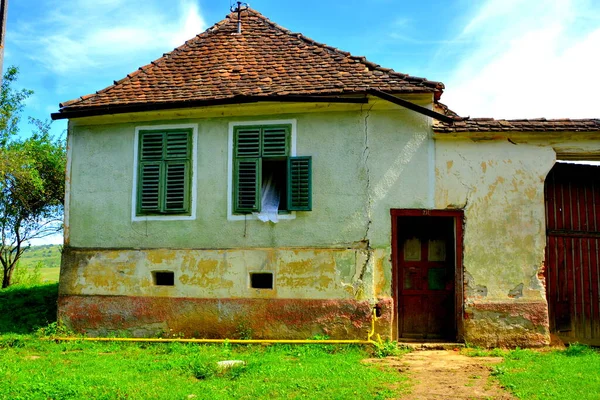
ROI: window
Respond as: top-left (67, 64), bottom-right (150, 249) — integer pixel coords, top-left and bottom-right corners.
top-left (231, 122), bottom-right (312, 215)
top-left (250, 272), bottom-right (274, 289)
top-left (153, 271), bottom-right (175, 286)
top-left (133, 125), bottom-right (196, 219)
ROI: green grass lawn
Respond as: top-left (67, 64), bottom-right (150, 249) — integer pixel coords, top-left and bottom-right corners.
top-left (463, 345), bottom-right (600, 400)
top-left (3, 283), bottom-right (600, 399)
top-left (0, 284), bottom-right (408, 399)
top-left (0, 339), bottom-right (407, 400)
top-left (493, 346), bottom-right (600, 400)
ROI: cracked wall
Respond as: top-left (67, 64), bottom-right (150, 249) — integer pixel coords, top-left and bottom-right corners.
top-left (435, 139), bottom-right (555, 346)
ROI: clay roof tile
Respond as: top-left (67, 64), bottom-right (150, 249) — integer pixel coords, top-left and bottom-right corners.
top-left (57, 7), bottom-right (442, 112)
top-left (433, 117), bottom-right (600, 133)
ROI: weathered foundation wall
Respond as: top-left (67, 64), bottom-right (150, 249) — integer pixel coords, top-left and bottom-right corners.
top-left (58, 295), bottom-right (393, 339)
top-left (59, 247), bottom-right (394, 339)
top-left (435, 140), bottom-right (555, 347)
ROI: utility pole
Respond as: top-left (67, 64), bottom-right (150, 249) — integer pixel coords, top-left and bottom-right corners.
top-left (0, 0), bottom-right (7, 81)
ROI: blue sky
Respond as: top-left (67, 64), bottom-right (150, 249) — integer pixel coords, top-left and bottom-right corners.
top-left (7, 0), bottom-right (600, 134)
top-left (5, 0), bottom-right (600, 244)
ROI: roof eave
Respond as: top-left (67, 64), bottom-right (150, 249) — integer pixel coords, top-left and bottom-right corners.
top-left (51, 94), bottom-right (372, 120)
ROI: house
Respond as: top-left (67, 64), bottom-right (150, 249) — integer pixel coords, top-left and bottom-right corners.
top-left (52, 7), bottom-right (600, 347)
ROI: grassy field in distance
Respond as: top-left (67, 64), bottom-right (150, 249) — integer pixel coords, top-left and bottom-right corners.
top-left (12, 244), bottom-right (62, 283)
top-left (19, 244), bottom-right (62, 269)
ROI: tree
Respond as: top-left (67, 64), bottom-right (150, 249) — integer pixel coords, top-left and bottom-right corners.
top-left (0, 67), bottom-right (65, 288)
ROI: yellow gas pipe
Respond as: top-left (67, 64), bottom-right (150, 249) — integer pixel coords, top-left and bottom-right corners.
top-left (50, 309), bottom-right (383, 346)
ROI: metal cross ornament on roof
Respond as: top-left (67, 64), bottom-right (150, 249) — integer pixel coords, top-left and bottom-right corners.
top-left (230, 1), bottom-right (250, 34)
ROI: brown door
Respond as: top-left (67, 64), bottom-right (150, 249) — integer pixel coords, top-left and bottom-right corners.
top-left (545, 163), bottom-right (600, 346)
top-left (397, 216), bottom-right (456, 339)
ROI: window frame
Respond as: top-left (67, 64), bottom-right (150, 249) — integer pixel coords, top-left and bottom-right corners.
top-left (227, 119), bottom-right (297, 221)
top-left (132, 124), bottom-right (198, 221)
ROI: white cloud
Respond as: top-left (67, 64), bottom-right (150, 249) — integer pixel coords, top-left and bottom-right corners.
top-left (28, 233), bottom-right (63, 246)
top-left (441, 0), bottom-right (600, 119)
top-left (11, 0), bottom-right (206, 75)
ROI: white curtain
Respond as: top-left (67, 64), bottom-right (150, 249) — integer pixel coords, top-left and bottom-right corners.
top-left (253, 171), bottom-right (279, 223)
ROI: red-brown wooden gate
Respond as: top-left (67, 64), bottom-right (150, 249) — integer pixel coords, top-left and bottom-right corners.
top-left (545, 163), bottom-right (600, 345)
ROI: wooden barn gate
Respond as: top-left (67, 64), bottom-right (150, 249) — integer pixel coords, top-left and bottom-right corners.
top-left (545, 162), bottom-right (600, 345)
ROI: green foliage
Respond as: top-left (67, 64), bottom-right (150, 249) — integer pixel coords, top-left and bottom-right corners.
top-left (371, 339), bottom-right (408, 358)
top-left (234, 322), bottom-right (253, 340)
top-left (188, 357), bottom-right (217, 380)
top-left (564, 342), bottom-right (595, 357)
top-left (0, 67), bottom-right (66, 288)
top-left (0, 66), bottom-right (33, 144)
top-left (36, 321), bottom-right (75, 338)
top-left (492, 346), bottom-right (600, 399)
top-left (0, 334), bottom-right (27, 349)
top-left (0, 283), bottom-right (58, 334)
top-left (461, 347), bottom-right (506, 357)
top-left (11, 261), bottom-right (43, 285)
top-left (14, 244), bottom-right (62, 283)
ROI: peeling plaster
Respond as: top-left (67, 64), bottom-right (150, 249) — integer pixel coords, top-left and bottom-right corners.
top-left (508, 283), bottom-right (524, 299)
top-left (436, 142), bottom-right (555, 301)
top-left (61, 247), bottom-right (389, 302)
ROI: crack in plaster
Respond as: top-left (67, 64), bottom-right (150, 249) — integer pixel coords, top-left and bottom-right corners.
top-left (454, 153), bottom-right (477, 208)
top-left (362, 105), bottom-right (373, 243)
top-left (356, 106), bottom-right (375, 294)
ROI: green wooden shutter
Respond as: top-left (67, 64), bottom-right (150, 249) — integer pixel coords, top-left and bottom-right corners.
top-left (163, 131), bottom-right (190, 212)
top-left (262, 126), bottom-right (289, 157)
top-left (140, 132), bottom-right (164, 159)
top-left (235, 158), bottom-right (261, 213)
top-left (137, 130), bottom-right (191, 215)
top-left (234, 127), bottom-right (261, 213)
top-left (138, 132), bottom-right (164, 214)
top-left (287, 156), bottom-right (312, 211)
top-left (164, 161), bottom-right (188, 212)
top-left (235, 128), bottom-right (261, 158)
top-left (139, 162), bottom-right (162, 212)
top-left (165, 131), bottom-right (190, 159)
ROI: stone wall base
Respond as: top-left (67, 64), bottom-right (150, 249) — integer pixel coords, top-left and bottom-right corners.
top-left (58, 295), bottom-right (393, 340)
top-left (463, 301), bottom-right (550, 347)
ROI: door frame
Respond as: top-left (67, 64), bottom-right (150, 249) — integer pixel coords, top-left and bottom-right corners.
top-left (391, 209), bottom-right (465, 340)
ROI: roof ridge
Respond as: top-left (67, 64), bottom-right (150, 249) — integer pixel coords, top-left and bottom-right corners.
top-left (243, 7), bottom-right (443, 91)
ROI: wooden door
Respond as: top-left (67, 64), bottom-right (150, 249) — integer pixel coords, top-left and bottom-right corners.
top-left (397, 216), bottom-right (455, 339)
top-left (545, 163), bottom-right (600, 345)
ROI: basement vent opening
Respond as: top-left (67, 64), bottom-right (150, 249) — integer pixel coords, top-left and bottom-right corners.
top-left (250, 272), bottom-right (273, 289)
top-left (153, 271), bottom-right (175, 286)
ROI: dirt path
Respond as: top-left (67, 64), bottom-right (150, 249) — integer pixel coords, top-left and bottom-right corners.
top-left (367, 350), bottom-right (515, 400)
top-left (400, 350), bottom-right (514, 400)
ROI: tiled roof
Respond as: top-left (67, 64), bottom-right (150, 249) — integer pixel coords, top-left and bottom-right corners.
top-left (434, 118), bottom-right (600, 133)
top-left (56, 8), bottom-right (443, 115)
